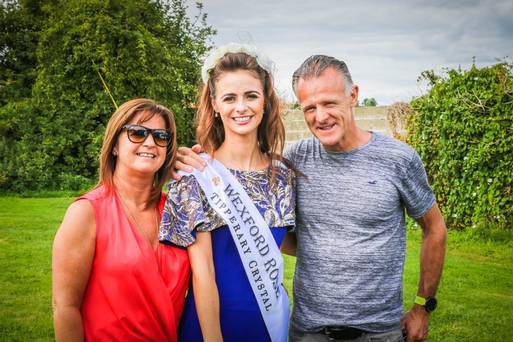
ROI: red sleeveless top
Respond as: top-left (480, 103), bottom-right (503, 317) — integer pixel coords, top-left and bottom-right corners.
top-left (78, 186), bottom-right (190, 342)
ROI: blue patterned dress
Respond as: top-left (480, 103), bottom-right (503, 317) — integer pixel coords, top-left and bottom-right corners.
top-left (159, 164), bottom-right (295, 342)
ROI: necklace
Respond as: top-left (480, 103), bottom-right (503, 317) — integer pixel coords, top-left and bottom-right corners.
top-left (116, 189), bottom-right (159, 250)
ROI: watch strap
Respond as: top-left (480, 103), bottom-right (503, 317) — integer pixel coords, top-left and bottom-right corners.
top-left (414, 295), bottom-right (427, 306)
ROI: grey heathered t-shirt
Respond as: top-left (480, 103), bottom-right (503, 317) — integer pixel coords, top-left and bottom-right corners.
top-left (284, 132), bottom-right (435, 333)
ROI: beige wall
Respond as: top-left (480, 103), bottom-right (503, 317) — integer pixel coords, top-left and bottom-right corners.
top-left (283, 105), bottom-right (391, 145)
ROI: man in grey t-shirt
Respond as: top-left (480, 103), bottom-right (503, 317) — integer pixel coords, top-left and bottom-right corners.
top-left (282, 55), bottom-right (446, 342)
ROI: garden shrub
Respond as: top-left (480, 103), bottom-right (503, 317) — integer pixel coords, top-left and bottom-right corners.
top-left (408, 62), bottom-right (513, 230)
top-left (0, 0), bottom-right (215, 192)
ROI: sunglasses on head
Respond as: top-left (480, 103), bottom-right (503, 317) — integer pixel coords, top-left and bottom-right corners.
top-left (122, 124), bottom-right (172, 147)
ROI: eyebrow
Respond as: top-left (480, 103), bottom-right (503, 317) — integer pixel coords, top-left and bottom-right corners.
top-left (301, 99), bottom-right (339, 112)
top-left (322, 100), bottom-right (338, 106)
top-left (220, 90), bottom-right (262, 98)
top-left (301, 104), bottom-right (315, 112)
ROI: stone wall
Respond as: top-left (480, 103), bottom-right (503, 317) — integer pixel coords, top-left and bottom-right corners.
top-left (283, 105), bottom-right (391, 145)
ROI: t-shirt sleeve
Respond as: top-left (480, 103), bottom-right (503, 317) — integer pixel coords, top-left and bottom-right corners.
top-left (283, 143), bottom-right (296, 164)
top-left (159, 175), bottom-right (220, 247)
top-left (399, 150), bottom-right (436, 219)
top-left (284, 168), bottom-right (296, 232)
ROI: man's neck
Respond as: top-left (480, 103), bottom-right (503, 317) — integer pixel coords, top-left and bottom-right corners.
top-left (329, 127), bottom-right (372, 153)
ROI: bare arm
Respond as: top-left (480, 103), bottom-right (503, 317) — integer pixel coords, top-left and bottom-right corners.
top-left (188, 231), bottom-right (223, 342)
top-left (402, 203), bottom-right (447, 342)
top-left (280, 231), bottom-right (297, 256)
top-left (52, 200), bottom-right (96, 341)
top-left (415, 203), bottom-right (446, 298)
top-left (171, 145), bottom-right (207, 181)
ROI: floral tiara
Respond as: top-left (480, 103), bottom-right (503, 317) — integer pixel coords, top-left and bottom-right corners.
top-left (201, 43), bottom-right (275, 84)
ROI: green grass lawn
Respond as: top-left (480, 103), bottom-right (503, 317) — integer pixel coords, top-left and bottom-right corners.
top-left (1, 196), bottom-right (512, 341)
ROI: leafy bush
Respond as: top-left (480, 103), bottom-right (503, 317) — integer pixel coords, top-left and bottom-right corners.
top-left (0, 0), bottom-right (215, 192)
top-left (408, 62), bottom-right (513, 230)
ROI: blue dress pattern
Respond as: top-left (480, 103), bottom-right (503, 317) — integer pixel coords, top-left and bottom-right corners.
top-left (159, 165), bottom-right (295, 342)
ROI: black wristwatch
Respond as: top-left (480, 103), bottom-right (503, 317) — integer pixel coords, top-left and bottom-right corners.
top-left (415, 295), bottom-right (437, 313)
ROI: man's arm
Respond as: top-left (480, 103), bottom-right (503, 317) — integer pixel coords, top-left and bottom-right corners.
top-left (280, 231), bottom-right (297, 256)
top-left (401, 203), bottom-right (447, 342)
top-left (171, 145), bottom-right (206, 180)
top-left (415, 202), bottom-right (447, 299)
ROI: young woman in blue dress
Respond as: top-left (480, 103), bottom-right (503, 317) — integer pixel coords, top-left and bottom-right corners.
top-left (159, 44), bottom-right (295, 341)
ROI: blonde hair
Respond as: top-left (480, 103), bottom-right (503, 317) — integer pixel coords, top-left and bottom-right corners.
top-left (196, 52), bottom-right (286, 178)
top-left (98, 98), bottom-right (177, 206)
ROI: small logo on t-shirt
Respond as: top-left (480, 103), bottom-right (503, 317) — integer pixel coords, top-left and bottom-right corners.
top-left (368, 180), bottom-right (377, 185)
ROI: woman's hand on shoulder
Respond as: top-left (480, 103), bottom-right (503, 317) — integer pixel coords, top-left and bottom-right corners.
top-left (52, 199), bottom-right (96, 341)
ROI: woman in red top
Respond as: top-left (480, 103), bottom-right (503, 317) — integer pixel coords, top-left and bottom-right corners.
top-left (52, 99), bottom-right (190, 341)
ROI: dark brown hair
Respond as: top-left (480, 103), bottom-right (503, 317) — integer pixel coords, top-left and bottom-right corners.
top-left (196, 52), bottom-right (286, 177)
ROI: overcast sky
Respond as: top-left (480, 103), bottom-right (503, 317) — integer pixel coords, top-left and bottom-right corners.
top-left (198, 0), bottom-right (513, 104)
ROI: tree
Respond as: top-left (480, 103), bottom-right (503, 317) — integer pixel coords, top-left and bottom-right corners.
top-left (0, 0), bottom-right (49, 106)
top-left (361, 98), bottom-right (377, 106)
top-left (0, 0), bottom-right (215, 191)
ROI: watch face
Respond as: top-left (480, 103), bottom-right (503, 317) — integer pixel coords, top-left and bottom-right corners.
top-left (425, 297), bottom-right (437, 312)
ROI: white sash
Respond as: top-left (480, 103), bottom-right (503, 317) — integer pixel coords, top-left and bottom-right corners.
top-left (187, 154), bottom-right (289, 342)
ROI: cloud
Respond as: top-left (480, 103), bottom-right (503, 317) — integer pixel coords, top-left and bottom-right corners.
top-left (201, 0), bottom-right (513, 104)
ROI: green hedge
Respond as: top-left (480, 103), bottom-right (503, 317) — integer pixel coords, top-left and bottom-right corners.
top-left (408, 62), bottom-right (513, 230)
top-left (0, 0), bottom-right (215, 192)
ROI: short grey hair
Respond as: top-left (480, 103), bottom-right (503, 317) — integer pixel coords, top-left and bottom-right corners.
top-left (292, 55), bottom-right (354, 96)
